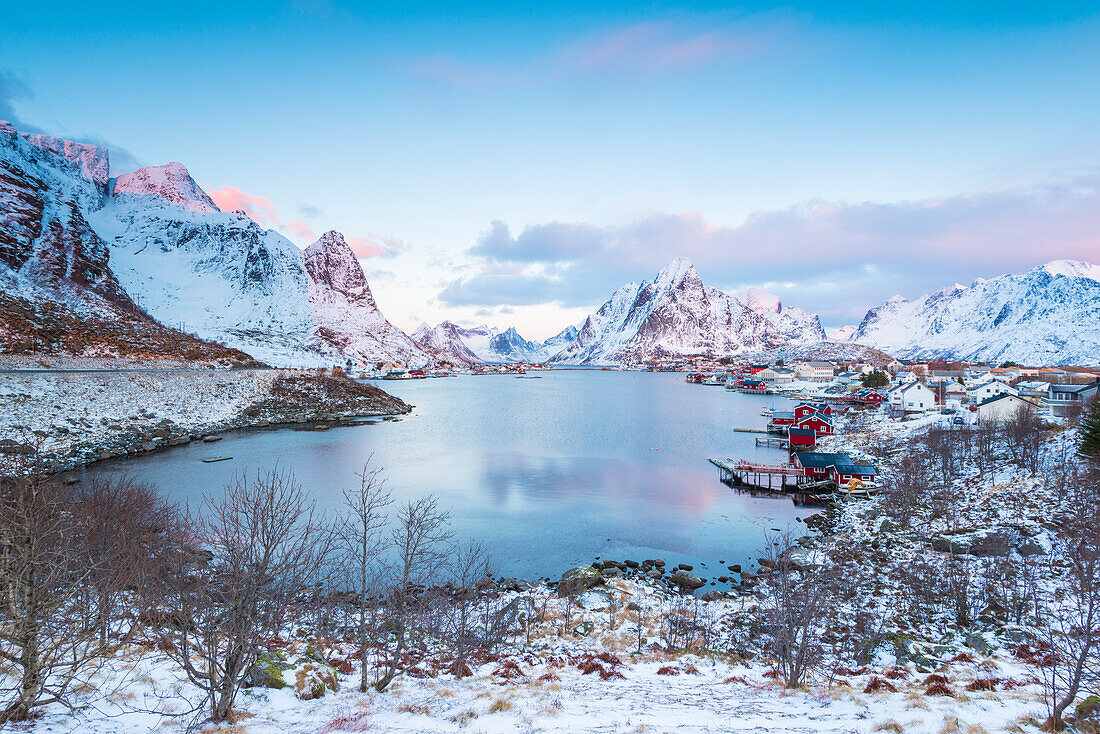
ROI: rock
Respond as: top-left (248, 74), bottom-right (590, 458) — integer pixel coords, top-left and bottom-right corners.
top-left (577, 590), bottom-right (615, 611)
top-left (600, 567), bottom-right (622, 578)
top-left (931, 535), bottom-right (971, 555)
top-left (677, 563), bottom-right (694, 571)
top-left (624, 559), bottom-right (639, 569)
top-left (718, 576), bottom-right (729, 583)
top-left (646, 569), bottom-right (663, 579)
top-left (654, 559), bottom-right (665, 567)
top-left (728, 564), bottom-right (741, 573)
top-left (965, 633), bottom-right (993, 656)
top-left (202, 435), bottom-right (222, 443)
top-left (475, 577), bottom-right (500, 593)
top-left (248, 650), bottom-right (292, 689)
top-left (878, 517), bottom-right (896, 534)
top-left (498, 577), bottom-right (520, 592)
top-left (668, 571), bottom-right (705, 590)
top-left (700, 591), bottom-right (722, 602)
top-left (292, 662), bottom-right (338, 700)
top-left (557, 566), bottom-right (604, 597)
top-left (572, 621), bottom-right (594, 637)
top-left (1017, 538), bottom-right (1046, 556)
top-left (758, 558), bottom-right (777, 569)
top-left (0, 442), bottom-right (36, 455)
top-left (599, 559), bottom-right (619, 569)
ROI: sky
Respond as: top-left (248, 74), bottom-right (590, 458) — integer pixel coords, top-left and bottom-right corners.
top-left (2, 1), bottom-right (1100, 339)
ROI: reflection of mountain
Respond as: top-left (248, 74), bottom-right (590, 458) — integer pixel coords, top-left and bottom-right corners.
top-left (476, 452), bottom-right (724, 517)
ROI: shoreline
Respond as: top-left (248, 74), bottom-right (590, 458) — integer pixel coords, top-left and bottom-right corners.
top-left (0, 366), bottom-right (412, 473)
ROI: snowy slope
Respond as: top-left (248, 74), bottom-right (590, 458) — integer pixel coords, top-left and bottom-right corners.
top-left (829, 325), bottom-right (857, 341)
top-left (849, 260), bottom-right (1100, 365)
top-left (87, 161), bottom-right (429, 367)
top-left (0, 121), bottom-right (256, 364)
top-left (303, 231), bottom-right (431, 367)
top-left (735, 286), bottom-right (827, 344)
top-left (552, 259), bottom-right (786, 365)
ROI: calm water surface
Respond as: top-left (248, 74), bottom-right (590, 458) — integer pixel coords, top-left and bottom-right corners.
top-left (93, 370), bottom-right (814, 581)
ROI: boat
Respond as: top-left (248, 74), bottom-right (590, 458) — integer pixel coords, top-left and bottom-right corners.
top-left (202, 456), bottom-right (233, 463)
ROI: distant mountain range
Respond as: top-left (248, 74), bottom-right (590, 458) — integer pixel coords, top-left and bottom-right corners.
top-left (845, 260), bottom-right (1100, 365)
top-left (412, 322), bottom-right (578, 364)
top-left (3, 118), bottom-right (1097, 367)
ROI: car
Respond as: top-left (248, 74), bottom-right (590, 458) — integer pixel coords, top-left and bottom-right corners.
top-left (940, 408), bottom-right (956, 415)
top-left (952, 416), bottom-right (965, 425)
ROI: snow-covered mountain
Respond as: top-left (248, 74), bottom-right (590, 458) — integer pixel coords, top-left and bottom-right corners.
top-left (303, 231), bottom-right (432, 366)
top-left (412, 321), bottom-right (578, 363)
top-left (0, 121), bottom-right (255, 364)
top-left (849, 260), bottom-right (1100, 365)
top-left (735, 287), bottom-right (826, 344)
top-left (88, 162), bottom-right (429, 367)
top-left (551, 258), bottom-right (786, 365)
top-left (829, 325), bottom-right (857, 341)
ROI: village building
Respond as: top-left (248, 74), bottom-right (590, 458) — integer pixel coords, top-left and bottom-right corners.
top-left (794, 361), bottom-right (835, 382)
top-left (886, 381), bottom-right (937, 414)
top-left (1044, 380), bottom-right (1100, 417)
top-left (975, 393), bottom-right (1036, 423)
top-left (968, 380), bottom-right (1018, 403)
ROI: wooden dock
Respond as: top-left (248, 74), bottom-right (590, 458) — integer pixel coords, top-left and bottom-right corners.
top-left (755, 436), bottom-right (788, 448)
top-left (732, 427), bottom-right (768, 434)
top-left (709, 458), bottom-right (807, 491)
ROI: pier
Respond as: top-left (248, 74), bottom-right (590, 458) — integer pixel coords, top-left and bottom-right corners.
top-left (709, 458), bottom-right (807, 491)
top-left (755, 436), bottom-right (788, 448)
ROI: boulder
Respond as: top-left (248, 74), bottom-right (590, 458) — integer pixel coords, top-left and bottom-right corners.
top-left (577, 590), bottom-right (615, 611)
top-left (668, 571), bottom-right (705, 590)
top-left (292, 662), bottom-right (338, 700)
top-left (965, 633), bottom-right (993, 656)
top-left (572, 621), bottom-right (594, 637)
top-left (247, 650), bottom-right (292, 689)
top-left (557, 566), bottom-right (604, 597)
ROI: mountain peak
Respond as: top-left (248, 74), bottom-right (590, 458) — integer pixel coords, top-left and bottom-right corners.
top-left (1040, 259), bottom-right (1100, 282)
top-left (653, 257), bottom-right (699, 290)
top-left (737, 287), bottom-right (782, 315)
top-left (303, 230), bottom-right (371, 300)
top-left (1, 119), bottom-right (110, 188)
top-left (113, 162), bottom-right (219, 214)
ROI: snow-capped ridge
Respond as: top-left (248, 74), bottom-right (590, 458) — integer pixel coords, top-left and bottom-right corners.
top-left (850, 260), bottom-right (1100, 365)
top-left (113, 162), bottom-right (219, 214)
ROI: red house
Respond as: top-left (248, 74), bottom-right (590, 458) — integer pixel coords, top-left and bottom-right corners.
top-left (795, 412), bottom-right (835, 437)
top-left (788, 428), bottom-right (817, 448)
top-left (794, 402), bottom-right (832, 420)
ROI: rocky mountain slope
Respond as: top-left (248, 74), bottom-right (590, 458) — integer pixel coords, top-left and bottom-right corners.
top-left (551, 259), bottom-right (786, 365)
top-left (303, 231), bottom-right (430, 366)
top-left (848, 260), bottom-right (1100, 365)
top-left (412, 321), bottom-right (578, 364)
top-left (2, 120), bottom-right (432, 368)
top-left (0, 121), bottom-right (257, 365)
top-left (736, 287), bottom-right (827, 344)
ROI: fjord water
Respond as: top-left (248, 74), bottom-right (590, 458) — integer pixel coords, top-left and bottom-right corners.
top-left (95, 370), bottom-right (812, 581)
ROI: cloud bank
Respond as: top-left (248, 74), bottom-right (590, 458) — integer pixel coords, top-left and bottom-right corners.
top-left (441, 171), bottom-right (1100, 325)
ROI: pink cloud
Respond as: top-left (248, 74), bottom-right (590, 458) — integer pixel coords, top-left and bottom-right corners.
top-left (207, 185), bottom-right (280, 227)
top-left (347, 232), bottom-right (407, 259)
top-left (287, 220), bottom-right (318, 243)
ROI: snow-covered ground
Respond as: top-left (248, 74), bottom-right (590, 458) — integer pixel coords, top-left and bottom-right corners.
top-left (0, 366), bottom-right (408, 470)
top-left (26, 577), bottom-right (1047, 733)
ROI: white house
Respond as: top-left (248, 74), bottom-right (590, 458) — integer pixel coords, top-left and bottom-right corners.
top-left (887, 381), bottom-right (937, 413)
top-left (976, 393), bottom-right (1036, 423)
top-left (968, 380), bottom-right (1018, 403)
top-left (794, 361), bottom-right (835, 382)
top-left (757, 366), bottom-right (795, 384)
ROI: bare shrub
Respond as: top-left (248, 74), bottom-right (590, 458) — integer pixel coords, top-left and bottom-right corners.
top-left (152, 467), bottom-right (335, 723)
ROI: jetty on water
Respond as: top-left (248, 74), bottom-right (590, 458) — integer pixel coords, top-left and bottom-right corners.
top-left (709, 458), bottom-right (807, 491)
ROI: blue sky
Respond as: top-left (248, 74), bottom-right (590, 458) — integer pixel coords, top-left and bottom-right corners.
top-left (3, 1), bottom-right (1099, 338)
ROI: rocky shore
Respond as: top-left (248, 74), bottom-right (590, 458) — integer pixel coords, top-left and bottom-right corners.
top-left (0, 367), bottom-right (410, 472)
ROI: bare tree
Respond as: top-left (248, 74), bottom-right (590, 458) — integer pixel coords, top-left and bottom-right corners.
top-left (1036, 524), bottom-right (1100, 730)
top-left (373, 496), bottom-right (453, 692)
top-left (152, 467), bottom-right (334, 723)
top-left (758, 531), bottom-right (835, 687)
top-left (0, 469), bottom-right (107, 722)
top-left (438, 542), bottom-right (493, 678)
top-left (336, 458), bottom-right (392, 692)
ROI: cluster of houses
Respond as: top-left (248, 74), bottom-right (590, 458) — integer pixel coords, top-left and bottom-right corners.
top-left (792, 451), bottom-right (879, 490)
top-left (767, 402), bottom-right (836, 448)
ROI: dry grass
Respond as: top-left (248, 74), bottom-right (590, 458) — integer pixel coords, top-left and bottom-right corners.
top-left (488, 697), bottom-right (515, 713)
top-left (396, 702), bottom-right (432, 716)
top-left (874, 722), bottom-right (904, 733)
